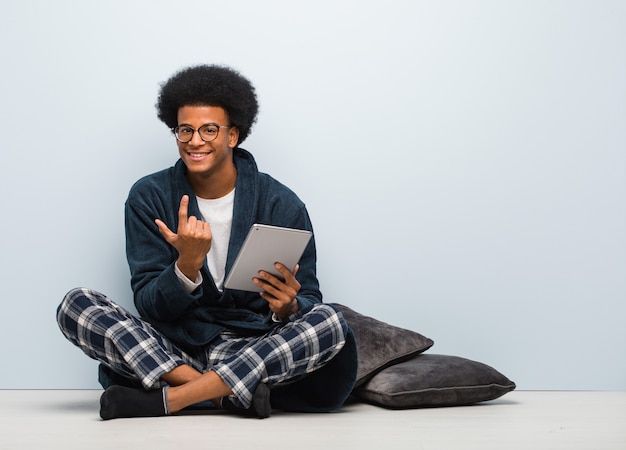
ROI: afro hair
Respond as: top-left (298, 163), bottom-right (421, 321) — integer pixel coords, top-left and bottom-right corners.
top-left (156, 65), bottom-right (259, 145)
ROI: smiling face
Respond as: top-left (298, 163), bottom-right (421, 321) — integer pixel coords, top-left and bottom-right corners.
top-left (176, 105), bottom-right (240, 198)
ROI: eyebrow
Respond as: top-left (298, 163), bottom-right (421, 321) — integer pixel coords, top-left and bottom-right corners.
top-left (177, 122), bottom-right (221, 127)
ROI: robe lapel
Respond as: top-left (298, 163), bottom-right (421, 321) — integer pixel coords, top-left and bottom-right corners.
top-left (226, 148), bottom-right (259, 274)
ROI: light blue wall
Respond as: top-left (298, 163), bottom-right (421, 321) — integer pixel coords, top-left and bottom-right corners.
top-left (1, 0), bottom-right (624, 390)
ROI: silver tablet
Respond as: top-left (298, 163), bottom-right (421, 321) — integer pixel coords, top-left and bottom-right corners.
top-left (224, 224), bottom-right (312, 292)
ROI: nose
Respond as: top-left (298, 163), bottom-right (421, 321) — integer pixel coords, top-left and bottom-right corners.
top-left (188, 129), bottom-right (206, 146)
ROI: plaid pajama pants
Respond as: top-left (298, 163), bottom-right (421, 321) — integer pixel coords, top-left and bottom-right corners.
top-left (57, 287), bottom-right (348, 409)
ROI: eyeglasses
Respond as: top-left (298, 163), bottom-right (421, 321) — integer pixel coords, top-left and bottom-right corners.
top-left (172, 123), bottom-right (232, 143)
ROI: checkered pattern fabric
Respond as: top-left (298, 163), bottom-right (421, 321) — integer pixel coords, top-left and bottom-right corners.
top-left (208, 303), bottom-right (347, 407)
top-left (57, 288), bottom-right (347, 409)
top-left (57, 288), bottom-right (203, 389)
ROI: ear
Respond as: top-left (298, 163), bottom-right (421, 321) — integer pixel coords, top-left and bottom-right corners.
top-left (228, 127), bottom-right (240, 148)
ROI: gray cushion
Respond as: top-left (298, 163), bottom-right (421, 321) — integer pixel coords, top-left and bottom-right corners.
top-left (335, 304), bottom-right (434, 387)
top-left (354, 354), bottom-right (516, 408)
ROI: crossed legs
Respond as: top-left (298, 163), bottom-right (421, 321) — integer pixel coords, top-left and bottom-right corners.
top-left (57, 288), bottom-right (347, 420)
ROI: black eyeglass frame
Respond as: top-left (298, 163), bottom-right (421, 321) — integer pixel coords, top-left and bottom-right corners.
top-left (171, 123), bottom-right (232, 143)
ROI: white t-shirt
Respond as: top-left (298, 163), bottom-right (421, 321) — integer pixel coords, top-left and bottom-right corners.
top-left (175, 189), bottom-right (235, 292)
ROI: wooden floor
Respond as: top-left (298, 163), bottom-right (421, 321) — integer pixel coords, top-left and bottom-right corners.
top-left (1, 390), bottom-right (624, 449)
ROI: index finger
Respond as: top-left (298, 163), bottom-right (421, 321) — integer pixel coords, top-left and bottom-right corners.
top-left (274, 262), bottom-right (299, 277)
top-left (272, 262), bottom-right (300, 284)
top-left (178, 195), bottom-right (189, 224)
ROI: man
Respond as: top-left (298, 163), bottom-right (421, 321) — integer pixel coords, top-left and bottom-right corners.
top-left (57, 65), bottom-right (358, 420)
